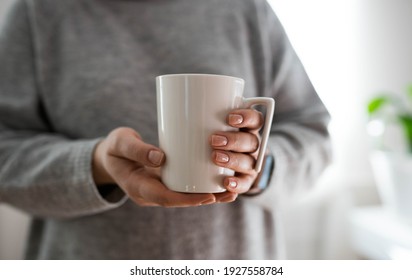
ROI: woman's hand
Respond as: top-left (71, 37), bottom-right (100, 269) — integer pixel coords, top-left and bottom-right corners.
top-left (210, 109), bottom-right (264, 194)
top-left (93, 127), bottom-right (237, 207)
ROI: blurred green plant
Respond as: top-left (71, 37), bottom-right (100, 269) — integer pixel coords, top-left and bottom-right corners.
top-left (367, 85), bottom-right (412, 153)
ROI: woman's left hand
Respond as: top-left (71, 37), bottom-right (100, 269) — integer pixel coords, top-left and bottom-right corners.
top-left (210, 108), bottom-right (264, 194)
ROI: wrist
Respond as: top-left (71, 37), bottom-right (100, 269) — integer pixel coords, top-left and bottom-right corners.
top-left (92, 139), bottom-right (114, 185)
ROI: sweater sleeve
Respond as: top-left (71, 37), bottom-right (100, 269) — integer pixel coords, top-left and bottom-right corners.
top-left (244, 1), bottom-right (332, 211)
top-left (0, 0), bottom-right (126, 218)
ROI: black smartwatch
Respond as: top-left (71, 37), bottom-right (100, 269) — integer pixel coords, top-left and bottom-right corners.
top-left (246, 152), bottom-right (274, 196)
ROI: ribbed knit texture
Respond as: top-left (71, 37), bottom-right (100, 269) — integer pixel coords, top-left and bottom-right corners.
top-left (0, 0), bottom-right (330, 259)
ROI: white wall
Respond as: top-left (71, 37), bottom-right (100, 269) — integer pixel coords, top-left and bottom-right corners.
top-left (270, 0), bottom-right (412, 196)
top-left (269, 0), bottom-right (412, 259)
top-left (269, 0), bottom-right (374, 193)
top-left (0, 0), bottom-right (31, 260)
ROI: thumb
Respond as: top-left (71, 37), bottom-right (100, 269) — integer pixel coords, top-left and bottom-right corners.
top-left (109, 127), bottom-right (165, 167)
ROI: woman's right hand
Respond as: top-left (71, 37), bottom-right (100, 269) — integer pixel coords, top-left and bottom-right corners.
top-left (92, 127), bottom-right (237, 207)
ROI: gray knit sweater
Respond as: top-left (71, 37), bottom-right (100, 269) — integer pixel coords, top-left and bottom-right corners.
top-left (0, 0), bottom-right (330, 259)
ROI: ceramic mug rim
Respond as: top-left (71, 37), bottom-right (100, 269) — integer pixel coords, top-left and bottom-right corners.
top-left (156, 73), bottom-right (245, 84)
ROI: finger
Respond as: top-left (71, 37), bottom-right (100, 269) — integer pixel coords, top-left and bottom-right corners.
top-left (224, 174), bottom-right (256, 194)
top-left (128, 172), bottom-right (216, 207)
top-left (108, 127), bottom-right (165, 167)
top-left (211, 150), bottom-right (256, 175)
top-left (210, 132), bottom-right (259, 153)
top-left (214, 191), bottom-right (238, 203)
top-left (227, 109), bottom-right (264, 130)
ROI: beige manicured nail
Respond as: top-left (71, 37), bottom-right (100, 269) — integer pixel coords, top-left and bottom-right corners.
top-left (211, 135), bottom-right (228, 146)
top-left (201, 198), bottom-right (216, 205)
top-left (226, 178), bottom-right (238, 189)
top-left (215, 151), bottom-right (229, 163)
top-left (228, 114), bottom-right (243, 125)
top-left (148, 150), bottom-right (164, 165)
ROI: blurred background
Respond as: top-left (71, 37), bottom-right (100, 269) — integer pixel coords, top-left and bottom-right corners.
top-left (1, 0), bottom-right (412, 259)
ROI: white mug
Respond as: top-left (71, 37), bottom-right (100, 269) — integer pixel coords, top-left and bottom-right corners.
top-left (156, 74), bottom-right (275, 193)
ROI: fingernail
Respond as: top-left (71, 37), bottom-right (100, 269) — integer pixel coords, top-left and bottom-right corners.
top-left (218, 192), bottom-right (237, 203)
top-left (211, 135), bottom-right (228, 147)
top-left (228, 114), bottom-right (243, 125)
top-left (148, 150), bottom-right (164, 165)
top-left (226, 178), bottom-right (238, 189)
top-left (201, 198), bottom-right (215, 205)
top-left (219, 196), bottom-right (236, 203)
top-left (215, 151), bottom-right (229, 163)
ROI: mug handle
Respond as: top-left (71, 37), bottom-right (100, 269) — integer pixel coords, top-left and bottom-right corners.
top-left (242, 97), bottom-right (275, 172)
